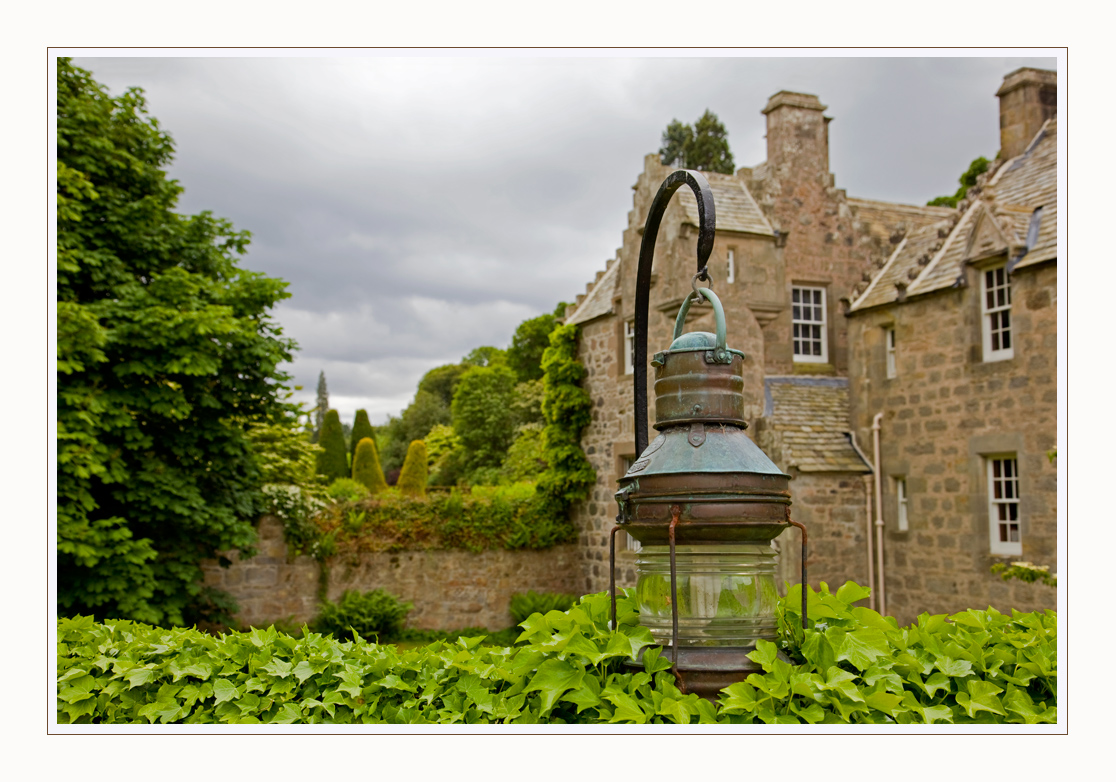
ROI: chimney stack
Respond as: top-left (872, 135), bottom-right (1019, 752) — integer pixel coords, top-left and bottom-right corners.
top-left (996, 68), bottom-right (1056, 160)
top-left (762, 91), bottom-right (831, 182)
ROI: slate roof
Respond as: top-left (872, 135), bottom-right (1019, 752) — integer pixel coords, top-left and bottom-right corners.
top-left (848, 198), bottom-right (956, 248)
top-left (677, 171), bottom-right (775, 237)
top-left (850, 118), bottom-right (1057, 312)
top-left (565, 257), bottom-right (620, 326)
top-left (761, 377), bottom-right (871, 473)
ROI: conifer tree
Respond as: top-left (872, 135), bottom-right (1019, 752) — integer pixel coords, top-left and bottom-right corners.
top-left (351, 436), bottom-right (388, 495)
top-left (350, 409), bottom-right (376, 465)
top-left (315, 409), bottom-right (349, 481)
top-left (397, 440), bottom-right (429, 498)
top-left (313, 371), bottom-right (329, 442)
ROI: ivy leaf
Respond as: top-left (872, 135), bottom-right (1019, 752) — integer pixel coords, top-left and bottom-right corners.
top-left (212, 679), bottom-right (239, 704)
top-left (602, 686), bottom-right (648, 724)
top-left (641, 645), bottom-right (673, 674)
top-left (836, 582), bottom-right (872, 606)
top-left (835, 629), bottom-right (890, 671)
top-left (718, 681), bottom-right (757, 715)
top-left (957, 680), bottom-right (1007, 719)
top-left (657, 697), bottom-right (692, 724)
top-left (291, 661), bottom-right (314, 684)
top-left (524, 658), bottom-right (585, 714)
top-left (934, 655), bottom-right (973, 678)
top-left (865, 690), bottom-right (905, 718)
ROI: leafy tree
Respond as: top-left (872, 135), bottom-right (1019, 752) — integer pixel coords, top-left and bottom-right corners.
top-left (451, 364), bottom-right (518, 478)
top-left (658, 110), bottom-right (734, 174)
top-left (56, 59), bottom-right (297, 626)
top-left (349, 409), bottom-right (376, 465)
top-left (510, 379), bottom-right (545, 429)
top-left (417, 363), bottom-right (467, 408)
top-left (507, 312), bottom-right (560, 383)
top-left (315, 410), bottom-right (349, 481)
top-left (502, 423), bottom-right (547, 482)
top-left (351, 437), bottom-right (387, 495)
top-left (244, 414), bottom-right (323, 489)
top-left (313, 371), bottom-right (329, 443)
top-left (397, 441), bottom-right (429, 497)
top-left (462, 345), bottom-right (507, 368)
top-left (927, 156), bottom-right (990, 208)
top-left (380, 390), bottom-right (451, 474)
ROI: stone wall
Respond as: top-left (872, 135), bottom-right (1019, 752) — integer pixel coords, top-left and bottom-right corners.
top-left (201, 516), bottom-right (583, 631)
top-left (846, 261), bottom-right (1057, 626)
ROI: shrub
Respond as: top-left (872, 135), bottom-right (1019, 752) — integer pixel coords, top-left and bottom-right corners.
top-left (315, 410), bottom-right (349, 481)
top-left (397, 440), bottom-right (428, 497)
top-left (509, 590), bottom-right (577, 625)
top-left (349, 409), bottom-right (376, 466)
top-left (311, 589), bottom-right (413, 643)
top-left (57, 583), bottom-right (1056, 724)
top-left (326, 478), bottom-right (369, 503)
top-left (351, 437), bottom-right (387, 495)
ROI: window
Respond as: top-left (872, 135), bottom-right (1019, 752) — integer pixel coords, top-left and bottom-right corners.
top-left (885, 327), bottom-right (897, 379)
top-left (894, 477), bottom-right (908, 531)
top-left (726, 248), bottom-right (736, 284)
top-left (982, 266), bottom-right (1013, 361)
top-left (792, 286), bottom-right (828, 363)
top-left (624, 320), bottom-right (635, 375)
top-left (988, 456), bottom-right (1021, 556)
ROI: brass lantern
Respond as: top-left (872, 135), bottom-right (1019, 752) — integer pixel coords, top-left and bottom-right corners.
top-left (609, 171), bottom-right (806, 699)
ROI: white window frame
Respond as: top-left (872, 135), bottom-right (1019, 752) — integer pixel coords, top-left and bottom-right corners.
top-left (987, 455), bottom-right (1022, 556)
top-left (894, 477), bottom-right (908, 531)
top-left (792, 286), bottom-right (828, 363)
top-left (885, 327), bottom-right (897, 379)
top-left (624, 320), bottom-right (635, 375)
top-left (726, 248), bottom-right (736, 284)
top-left (982, 266), bottom-right (1014, 362)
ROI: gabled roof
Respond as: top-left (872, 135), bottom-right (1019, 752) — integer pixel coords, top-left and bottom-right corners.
top-left (850, 117), bottom-right (1057, 312)
top-left (760, 377), bottom-right (871, 473)
top-left (565, 256), bottom-right (620, 326)
top-left (677, 171), bottom-right (775, 237)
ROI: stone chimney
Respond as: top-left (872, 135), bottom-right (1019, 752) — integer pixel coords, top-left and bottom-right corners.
top-left (996, 67), bottom-right (1057, 160)
top-left (762, 91), bottom-right (832, 183)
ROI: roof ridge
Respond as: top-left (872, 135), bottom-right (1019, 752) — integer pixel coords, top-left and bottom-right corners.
top-left (850, 234), bottom-right (907, 311)
top-left (908, 202), bottom-right (977, 294)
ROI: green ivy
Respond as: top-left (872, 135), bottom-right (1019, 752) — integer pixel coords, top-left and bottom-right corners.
top-left (58, 582), bottom-right (1055, 724)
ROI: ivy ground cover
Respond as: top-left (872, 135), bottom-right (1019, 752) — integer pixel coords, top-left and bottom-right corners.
top-left (57, 582), bottom-right (1055, 725)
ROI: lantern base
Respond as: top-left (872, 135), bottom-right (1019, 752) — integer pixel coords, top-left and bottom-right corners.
top-left (626, 645), bottom-right (793, 702)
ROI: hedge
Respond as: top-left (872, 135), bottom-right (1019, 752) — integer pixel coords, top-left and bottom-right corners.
top-left (57, 582), bottom-right (1055, 724)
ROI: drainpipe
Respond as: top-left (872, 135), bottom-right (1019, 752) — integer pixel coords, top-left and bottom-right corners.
top-left (872, 413), bottom-right (886, 616)
top-left (848, 431), bottom-right (876, 612)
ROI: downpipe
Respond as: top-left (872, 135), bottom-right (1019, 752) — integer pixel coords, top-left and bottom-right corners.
top-left (872, 412), bottom-right (886, 616)
top-left (849, 431), bottom-right (876, 612)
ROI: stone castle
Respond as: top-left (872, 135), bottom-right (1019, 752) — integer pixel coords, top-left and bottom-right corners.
top-left (561, 67), bottom-right (1058, 626)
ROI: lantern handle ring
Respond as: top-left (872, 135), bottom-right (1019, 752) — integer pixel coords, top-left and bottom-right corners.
top-left (691, 269), bottom-right (713, 302)
top-left (673, 286), bottom-right (728, 355)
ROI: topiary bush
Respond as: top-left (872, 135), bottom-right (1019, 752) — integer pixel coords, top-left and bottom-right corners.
top-left (326, 478), bottom-right (370, 503)
top-left (349, 409), bottom-right (376, 466)
top-left (397, 440), bottom-right (428, 497)
top-left (311, 588), bottom-right (413, 643)
top-left (315, 410), bottom-right (349, 481)
top-left (57, 582), bottom-right (1056, 724)
top-left (351, 437), bottom-right (387, 495)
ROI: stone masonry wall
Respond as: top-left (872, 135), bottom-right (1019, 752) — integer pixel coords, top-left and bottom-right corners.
top-left (846, 261), bottom-right (1057, 626)
top-left (201, 516), bottom-right (583, 631)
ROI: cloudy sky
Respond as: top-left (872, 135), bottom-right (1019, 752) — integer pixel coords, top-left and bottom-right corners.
top-left (71, 51), bottom-right (1058, 425)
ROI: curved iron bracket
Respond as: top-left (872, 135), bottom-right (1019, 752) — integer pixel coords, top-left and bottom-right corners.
top-left (633, 170), bottom-right (716, 456)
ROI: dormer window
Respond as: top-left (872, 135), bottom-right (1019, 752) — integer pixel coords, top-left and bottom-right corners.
top-left (982, 266), bottom-right (1013, 361)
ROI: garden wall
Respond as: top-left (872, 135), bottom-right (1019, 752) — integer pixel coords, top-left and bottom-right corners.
top-left (201, 516), bottom-right (582, 631)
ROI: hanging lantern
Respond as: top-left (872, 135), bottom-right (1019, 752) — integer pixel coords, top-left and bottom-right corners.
top-left (609, 170), bottom-right (807, 699)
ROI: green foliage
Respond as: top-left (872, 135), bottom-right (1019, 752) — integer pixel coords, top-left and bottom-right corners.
top-left (351, 437), bottom-right (387, 495)
top-left (507, 313), bottom-right (560, 383)
top-left (417, 364), bottom-right (468, 408)
top-left (451, 365), bottom-right (519, 478)
top-left (315, 486), bottom-right (568, 553)
top-left (658, 110), bottom-right (735, 174)
top-left (927, 156), bottom-right (990, 207)
top-left (381, 390), bottom-right (450, 475)
top-left (58, 585), bottom-right (1055, 724)
top-left (56, 58), bottom-right (296, 626)
top-left (501, 423), bottom-right (547, 483)
top-left (260, 485), bottom-right (327, 555)
top-left (533, 324), bottom-right (596, 523)
top-left (991, 561), bottom-right (1057, 588)
top-left (326, 478), bottom-right (370, 503)
top-left (245, 414), bottom-right (323, 489)
top-left (315, 410), bottom-right (349, 481)
top-left (510, 378), bottom-right (545, 429)
top-left (462, 345), bottom-right (507, 368)
top-left (509, 590), bottom-right (577, 625)
top-left (397, 441), bottom-right (429, 497)
top-left (349, 409), bottom-right (376, 465)
top-left (312, 589), bottom-right (413, 643)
